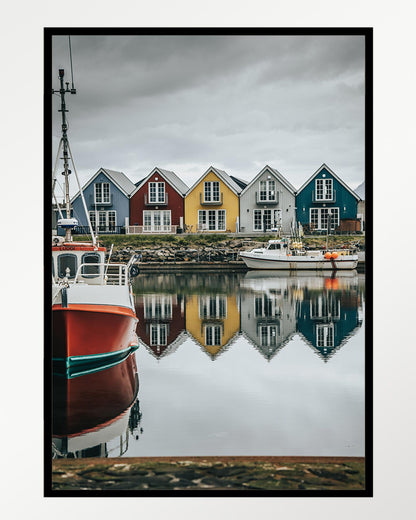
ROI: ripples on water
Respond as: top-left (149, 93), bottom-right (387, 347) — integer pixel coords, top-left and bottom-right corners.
top-left (52, 271), bottom-right (365, 459)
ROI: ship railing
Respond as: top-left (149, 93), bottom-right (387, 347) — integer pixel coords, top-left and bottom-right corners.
top-left (74, 263), bottom-right (129, 286)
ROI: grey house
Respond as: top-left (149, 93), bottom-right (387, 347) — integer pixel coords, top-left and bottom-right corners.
top-left (239, 278), bottom-right (297, 361)
top-left (239, 165), bottom-right (296, 235)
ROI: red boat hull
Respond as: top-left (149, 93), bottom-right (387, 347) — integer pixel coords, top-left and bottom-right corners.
top-left (53, 353), bottom-right (138, 437)
top-left (52, 304), bottom-right (138, 364)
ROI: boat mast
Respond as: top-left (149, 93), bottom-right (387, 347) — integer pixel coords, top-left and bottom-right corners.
top-left (53, 69), bottom-right (76, 241)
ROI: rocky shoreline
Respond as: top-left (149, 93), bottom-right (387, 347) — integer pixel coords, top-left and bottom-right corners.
top-left (50, 456), bottom-right (366, 493)
top-left (107, 237), bottom-right (365, 267)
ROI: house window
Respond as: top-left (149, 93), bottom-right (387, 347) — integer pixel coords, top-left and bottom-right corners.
top-left (99, 211), bottom-right (107, 230)
top-left (89, 211), bottom-right (96, 230)
top-left (198, 210), bottom-right (226, 231)
top-left (89, 210), bottom-right (117, 231)
top-left (204, 181), bottom-right (220, 202)
top-left (311, 296), bottom-right (340, 319)
top-left (309, 208), bottom-right (339, 231)
top-left (108, 211), bottom-right (116, 230)
top-left (259, 325), bottom-right (279, 347)
top-left (199, 296), bottom-right (227, 319)
top-left (253, 209), bottom-right (280, 231)
top-left (150, 324), bottom-right (168, 346)
top-left (143, 210), bottom-right (171, 231)
top-left (94, 182), bottom-right (110, 203)
top-left (315, 178), bottom-right (333, 201)
top-left (144, 296), bottom-right (172, 319)
top-left (316, 324), bottom-right (334, 347)
top-left (149, 182), bottom-right (165, 203)
top-left (205, 325), bottom-right (221, 346)
top-left (259, 179), bottom-right (276, 201)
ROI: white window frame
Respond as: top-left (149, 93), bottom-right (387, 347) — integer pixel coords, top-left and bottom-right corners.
top-left (259, 179), bottom-right (277, 202)
top-left (149, 182), bottom-right (165, 203)
top-left (198, 209), bottom-right (226, 231)
top-left (204, 181), bottom-right (220, 202)
top-left (144, 295), bottom-right (172, 319)
top-left (143, 210), bottom-right (171, 231)
top-left (253, 209), bottom-right (280, 231)
top-left (316, 323), bottom-right (334, 347)
top-left (94, 182), bottom-right (110, 204)
top-left (259, 324), bottom-right (279, 347)
top-left (309, 207), bottom-right (339, 231)
top-left (205, 324), bottom-right (222, 346)
top-left (199, 295), bottom-right (227, 319)
top-left (89, 210), bottom-right (117, 231)
top-left (150, 323), bottom-right (168, 346)
top-left (315, 178), bottom-right (333, 201)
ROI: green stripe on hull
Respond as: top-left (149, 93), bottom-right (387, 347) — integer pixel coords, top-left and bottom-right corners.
top-left (52, 345), bottom-right (139, 379)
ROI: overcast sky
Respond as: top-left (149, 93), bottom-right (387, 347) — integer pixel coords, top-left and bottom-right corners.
top-left (52, 34), bottom-right (365, 197)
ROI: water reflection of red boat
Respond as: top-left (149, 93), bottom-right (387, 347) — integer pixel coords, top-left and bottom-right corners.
top-left (52, 353), bottom-right (139, 458)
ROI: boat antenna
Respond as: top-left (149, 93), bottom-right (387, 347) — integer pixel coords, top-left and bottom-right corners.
top-left (52, 68), bottom-right (76, 241)
top-left (68, 36), bottom-right (75, 92)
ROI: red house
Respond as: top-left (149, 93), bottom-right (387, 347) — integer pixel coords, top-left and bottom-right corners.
top-left (135, 294), bottom-right (187, 359)
top-left (128, 167), bottom-right (188, 233)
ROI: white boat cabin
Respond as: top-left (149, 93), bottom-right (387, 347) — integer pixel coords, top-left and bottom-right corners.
top-left (52, 238), bottom-right (107, 284)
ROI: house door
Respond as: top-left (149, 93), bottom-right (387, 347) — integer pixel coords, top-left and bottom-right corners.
top-left (143, 210), bottom-right (171, 232)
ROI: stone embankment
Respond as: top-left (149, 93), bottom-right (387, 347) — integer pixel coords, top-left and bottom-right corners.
top-left (106, 237), bottom-right (365, 271)
top-left (108, 239), bottom-right (258, 265)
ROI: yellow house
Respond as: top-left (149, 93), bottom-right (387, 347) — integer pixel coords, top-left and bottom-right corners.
top-left (185, 293), bottom-right (240, 359)
top-left (184, 166), bottom-right (246, 233)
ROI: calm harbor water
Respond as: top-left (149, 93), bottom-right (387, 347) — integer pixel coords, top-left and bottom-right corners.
top-left (52, 270), bottom-right (365, 459)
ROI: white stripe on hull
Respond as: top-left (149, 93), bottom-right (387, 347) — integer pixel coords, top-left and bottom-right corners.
top-left (240, 253), bottom-right (358, 270)
top-left (53, 284), bottom-right (135, 310)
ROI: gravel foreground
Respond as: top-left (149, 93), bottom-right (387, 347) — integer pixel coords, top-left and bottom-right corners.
top-left (50, 456), bottom-right (366, 493)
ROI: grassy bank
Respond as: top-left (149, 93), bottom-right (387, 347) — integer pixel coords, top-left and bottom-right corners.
top-left (73, 233), bottom-right (365, 250)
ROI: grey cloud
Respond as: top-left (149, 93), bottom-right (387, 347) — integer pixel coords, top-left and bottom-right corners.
top-left (51, 33), bottom-right (366, 194)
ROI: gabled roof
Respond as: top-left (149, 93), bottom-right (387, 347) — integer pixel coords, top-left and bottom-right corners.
top-left (138, 330), bottom-right (188, 360)
top-left (186, 166), bottom-right (244, 196)
top-left (70, 168), bottom-right (136, 203)
top-left (354, 181), bottom-right (365, 200)
top-left (240, 165), bottom-right (296, 196)
top-left (297, 163), bottom-right (361, 201)
top-left (130, 167), bottom-right (189, 197)
top-left (240, 330), bottom-right (294, 362)
top-left (186, 330), bottom-right (241, 360)
top-left (230, 175), bottom-right (248, 190)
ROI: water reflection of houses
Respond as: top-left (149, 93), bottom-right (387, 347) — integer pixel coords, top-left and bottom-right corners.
top-left (186, 293), bottom-right (240, 360)
top-left (135, 293), bottom-right (187, 359)
top-left (240, 273), bottom-right (297, 361)
top-left (296, 275), bottom-right (363, 361)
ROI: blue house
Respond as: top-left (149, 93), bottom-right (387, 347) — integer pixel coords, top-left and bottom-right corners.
top-left (69, 168), bottom-right (136, 234)
top-left (296, 285), bottom-right (363, 362)
top-left (296, 164), bottom-right (361, 233)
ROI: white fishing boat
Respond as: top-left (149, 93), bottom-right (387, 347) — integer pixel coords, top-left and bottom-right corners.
top-left (240, 238), bottom-right (358, 270)
top-left (52, 68), bottom-right (140, 370)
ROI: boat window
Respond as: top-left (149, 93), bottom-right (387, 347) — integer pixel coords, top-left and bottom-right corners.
top-left (81, 253), bottom-right (101, 277)
top-left (268, 243), bottom-right (280, 250)
top-left (57, 254), bottom-right (77, 279)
